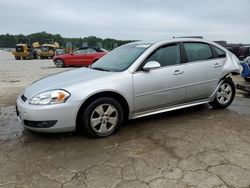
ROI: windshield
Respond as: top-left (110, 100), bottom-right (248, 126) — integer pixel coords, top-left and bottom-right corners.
top-left (91, 43), bottom-right (151, 72)
top-left (41, 46), bottom-right (49, 52)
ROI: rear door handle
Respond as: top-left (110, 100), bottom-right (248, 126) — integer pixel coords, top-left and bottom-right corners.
top-left (214, 63), bottom-right (222, 68)
top-left (173, 70), bottom-right (184, 75)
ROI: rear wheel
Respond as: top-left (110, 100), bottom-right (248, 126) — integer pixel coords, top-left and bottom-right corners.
top-left (55, 59), bottom-right (65, 68)
top-left (210, 78), bottom-right (235, 109)
top-left (81, 97), bottom-right (123, 137)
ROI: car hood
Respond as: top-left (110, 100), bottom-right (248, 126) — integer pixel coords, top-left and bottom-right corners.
top-left (23, 68), bottom-right (116, 98)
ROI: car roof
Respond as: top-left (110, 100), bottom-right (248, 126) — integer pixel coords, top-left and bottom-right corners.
top-left (136, 38), bottom-right (216, 45)
top-left (125, 38), bottom-right (221, 50)
top-left (41, 44), bottom-right (55, 47)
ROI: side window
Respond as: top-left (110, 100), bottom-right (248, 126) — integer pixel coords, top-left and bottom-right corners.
top-left (214, 46), bottom-right (226, 58)
top-left (183, 43), bottom-right (213, 62)
top-left (86, 48), bottom-right (97, 54)
top-left (146, 44), bottom-right (180, 67)
top-left (73, 49), bottom-right (87, 54)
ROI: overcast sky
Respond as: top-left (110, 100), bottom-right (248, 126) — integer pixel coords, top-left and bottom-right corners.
top-left (0, 0), bottom-right (249, 43)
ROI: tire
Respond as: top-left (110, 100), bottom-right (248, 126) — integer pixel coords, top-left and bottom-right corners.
top-left (15, 56), bottom-right (21, 60)
top-left (81, 97), bottom-right (123, 137)
top-left (210, 77), bottom-right (235, 109)
top-left (244, 77), bottom-right (250, 82)
top-left (55, 59), bottom-right (65, 68)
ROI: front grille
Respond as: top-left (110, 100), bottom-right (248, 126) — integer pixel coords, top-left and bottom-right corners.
top-left (21, 95), bottom-right (27, 102)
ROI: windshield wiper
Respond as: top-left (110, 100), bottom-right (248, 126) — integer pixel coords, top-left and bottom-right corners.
top-left (91, 67), bottom-right (111, 72)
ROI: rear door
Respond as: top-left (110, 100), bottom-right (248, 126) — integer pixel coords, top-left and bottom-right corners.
top-left (182, 42), bottom-right (225, 101)
top-left (83, 48), bottom-right (98, 66)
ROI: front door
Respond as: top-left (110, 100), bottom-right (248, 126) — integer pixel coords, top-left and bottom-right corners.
top-left (133, 43), bottom-right (186, 112)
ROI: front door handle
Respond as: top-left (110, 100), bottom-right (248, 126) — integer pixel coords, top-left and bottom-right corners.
top-left (214, 63), bottom-right (222, 68)
top-left (173, 70), bottom-right (184, 75)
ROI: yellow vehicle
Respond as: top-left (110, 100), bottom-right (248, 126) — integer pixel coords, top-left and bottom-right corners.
top-left (12, 42), bottom-right (39, 60)
top-left (39, 42), bottom-right (59, 59)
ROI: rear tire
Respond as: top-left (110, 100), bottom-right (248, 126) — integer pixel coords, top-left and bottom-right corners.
top-left (210, 77), bottom-right (235, 109)
top-left (80, 97), bottom-right (123, 137)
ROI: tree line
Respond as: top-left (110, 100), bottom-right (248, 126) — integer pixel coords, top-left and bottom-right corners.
top-left (0, 32), bottom-right (135, 50)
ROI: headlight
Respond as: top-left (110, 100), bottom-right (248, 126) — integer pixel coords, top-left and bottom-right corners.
top-left (30, 90), bottom-right (70, 105)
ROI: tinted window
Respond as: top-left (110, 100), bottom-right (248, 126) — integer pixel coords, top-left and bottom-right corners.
top-left (214, 46), bottom-right (226, 58)
top-left (184, 43), bottom-right (213, 62)
top-left (147, 44), bottom-right (180, 67)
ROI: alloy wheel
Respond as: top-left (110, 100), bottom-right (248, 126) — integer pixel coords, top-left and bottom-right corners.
top-left (216, 83), bottom-right (232, 105)
top-left (90, 104), bottom-right (118, 134)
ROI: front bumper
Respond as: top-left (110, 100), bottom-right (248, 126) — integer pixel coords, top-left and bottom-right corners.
top-left (16, 95), bottom-right (78, 133)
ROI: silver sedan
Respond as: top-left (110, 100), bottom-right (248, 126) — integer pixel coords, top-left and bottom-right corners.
top-left (16, 38), bottom-right (240, 137)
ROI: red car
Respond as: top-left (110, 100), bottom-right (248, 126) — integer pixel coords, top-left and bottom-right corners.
top-left (53, 47), bottom-right (108, 67)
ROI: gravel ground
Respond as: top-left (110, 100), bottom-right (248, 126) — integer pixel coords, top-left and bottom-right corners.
top-left (1, 50), bottom-right (250, 188)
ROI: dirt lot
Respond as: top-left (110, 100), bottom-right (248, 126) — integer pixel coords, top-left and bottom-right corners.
top-left (1, 50), bottom-right (250, 188)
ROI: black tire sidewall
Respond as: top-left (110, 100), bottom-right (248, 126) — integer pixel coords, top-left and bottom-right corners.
top-left (212, 78), bottom-right (235, 109)
top-left (56, 59), bottom-right (64, 68)
top-left (82, 97), bottom-right (123, 137)
top-left (244, 77), bottom-right (250, 82)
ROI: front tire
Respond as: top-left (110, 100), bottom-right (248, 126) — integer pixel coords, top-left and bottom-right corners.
top-left (81, 97), bottom-right (123, 137)
top-left (55, 59), bottom-right (65, 68)
top-left (210, 77), bottom-right (235, 109)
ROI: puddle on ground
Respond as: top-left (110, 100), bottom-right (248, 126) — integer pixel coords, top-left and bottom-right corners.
top-left (0, 106), bottom-right (23, 140)
top-left (41, 66), bottom-right (57, 69)
top-left (236, 91), bottom-right (250, 99)
top-left (1, 80), bottom-right (21, 83)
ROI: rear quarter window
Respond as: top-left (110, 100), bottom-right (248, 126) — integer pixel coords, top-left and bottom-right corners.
top-left (214, 46), bottom-right (226, 58)
top-left (183, 42), bottom-right (213, 62)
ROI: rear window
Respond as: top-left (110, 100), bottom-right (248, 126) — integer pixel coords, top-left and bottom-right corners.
top-left (16, 46), bottom-right (24, 52)
top-left (184, 42), bottom-right (213, 62)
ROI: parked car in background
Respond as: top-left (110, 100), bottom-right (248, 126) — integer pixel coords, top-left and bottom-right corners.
top-left (17, 39), bottom-right (240, 137)
top-left (239, 45), bottom-right (250, 60)
top-left (53, 47), bottom-right (108, 67)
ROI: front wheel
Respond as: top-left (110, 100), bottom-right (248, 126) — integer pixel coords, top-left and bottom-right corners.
top-left (55, 59), bottom-right (65, 68)
top-left (210, 78), bottom-right (235, 109)
top-left (81, 97), bottom-right (123, 137)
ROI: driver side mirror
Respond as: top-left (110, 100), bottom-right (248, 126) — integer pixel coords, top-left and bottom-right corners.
top-left (143, 61), bottom-right (161, 71)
